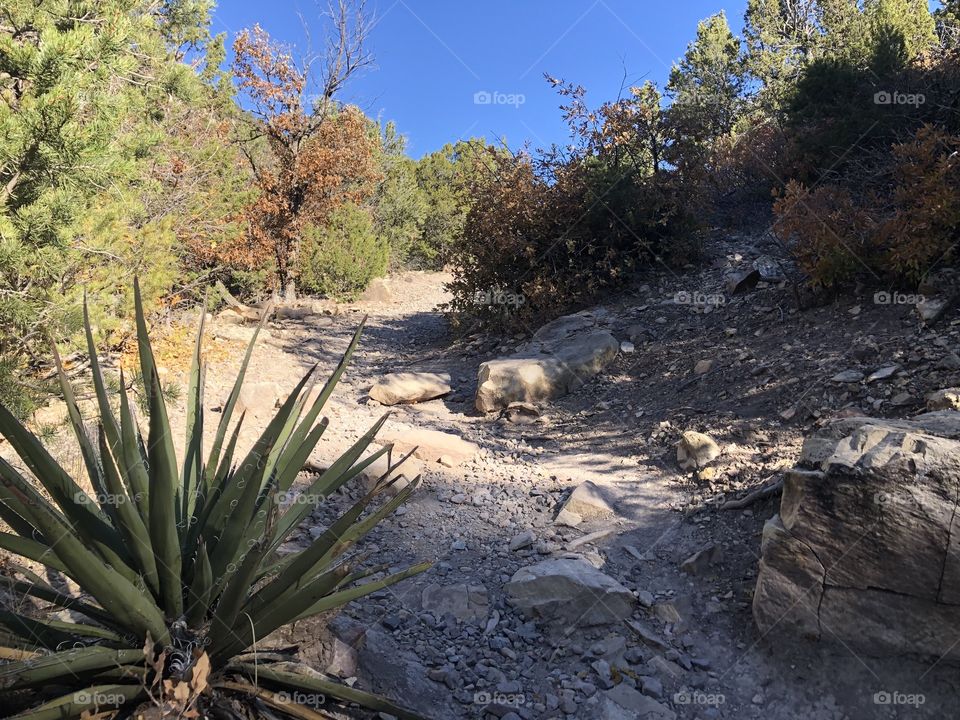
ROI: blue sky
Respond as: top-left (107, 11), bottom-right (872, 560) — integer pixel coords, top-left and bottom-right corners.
top-left (212, 1), bottom-right (748, 157)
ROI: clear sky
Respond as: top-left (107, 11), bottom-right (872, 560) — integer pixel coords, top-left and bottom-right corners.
top-left (212, 1), bottom-right (748, 158)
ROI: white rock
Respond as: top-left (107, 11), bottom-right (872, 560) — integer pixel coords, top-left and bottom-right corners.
top-left (368, 372), bottom-right (452, 406)
top-left (676, 431), bottom-right (721, 470)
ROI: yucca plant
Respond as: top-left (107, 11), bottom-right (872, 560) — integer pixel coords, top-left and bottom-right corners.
top-left (0, 281), bottom-right (430, 719)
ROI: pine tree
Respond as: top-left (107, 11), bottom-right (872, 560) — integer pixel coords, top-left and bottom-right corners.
top-left (744, 0), bottom-right (821, 112)
top-left (667, 11), bottom-right (746, 142)
top-left (936, 0), bottom-right (960, 47)
top-left (864, 0), bottom-right (938, 69)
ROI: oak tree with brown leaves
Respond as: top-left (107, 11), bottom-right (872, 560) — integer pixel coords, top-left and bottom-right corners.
top-left (232, 1), bottom-right (380, 297)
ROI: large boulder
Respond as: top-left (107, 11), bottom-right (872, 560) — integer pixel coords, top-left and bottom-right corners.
top-left (753, 411), bottom-right (960, 660)
top-left (506, 557), bottom-right (635, 626)
top-left (368, 372), bottom-right (451, 406)
top-left (476, 311), bottom-right (619, 412)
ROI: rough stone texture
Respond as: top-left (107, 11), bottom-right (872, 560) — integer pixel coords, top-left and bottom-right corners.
top-left (476, 311), bottom-right (619, 412)
top-left (927, 388), bottom-right (960, 411)
top-left (378, 424), bottom-right (479, 466)
top-left (676, 430), bottom-right (721, 470)
top-left (368, 372), bottom-right (451, 406)
top-left (361, 277), bottom-right (392, 303)
top-left (753, 411), bottom-right (960, 660)
top-left (421, 583), bottom-right (489, 624)
top-left (600, 684), bottom-right (677, 719)
top-left (506, 558), bottom-right (636, 626)
top-left (558, 480), bottom-right (615, 523)
top-left (235, 381), bottom-right (281, 417)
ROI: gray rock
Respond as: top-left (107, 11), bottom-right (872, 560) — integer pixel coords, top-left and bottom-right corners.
top-left (753, 412), bottom-right (960, 660)
top-left (476, 311), bottom-right (619, 412)
top-left (927, 388), bottom-right (960, 411)
top-left (506, 558), bottom-right (636, 626)
top-left (676, 431), bottom-right (721, 470)
top-left (377, 424), bottom-right (479, 467)
top-left (509, 529), bottom-right (536, 551)
top-left (680, 543), bottom-right (723, 575)
top-left (557, 481), bottom-right (615, 523)
top-left (830, 369), bottom-right (864, 383)
top-left (369, 372), bottom-right (452, 406)
top-left (600, 684), bottom-right (676, 719)
top-left (421, 583), bottom-right (489, 624)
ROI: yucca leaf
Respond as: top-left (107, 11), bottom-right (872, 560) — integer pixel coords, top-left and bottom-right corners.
top-left (269, 415), bottom-right (390, 550)
top-left (0, 576), bottom-right (118, 631)
top-left (201, 367), bottom-right (316, 553)
top-left (9, 684), bottom-right (144, 720)
top-left (249, 474), bottom-right (419, 624)
top-left (206, 313), bottom-right (267, 482)
top-left (147, 367), bottom-right (184, 619)
top-left (230, 662), bottom-right (428, 720)
top-left (49, 341), bottom-right (107, 502)
top-left (268, 319), bottom-right (366, 498)
top-left (208, 533), bottom-right (275, 652)
top-left (117, 368), bottom-right (150, 523)
top-left (183, 411), bottom-right (246, 562)
top-left (0, 467), bottom-right (169, 643)
top-left (292, 561), bottom-right (431, 622)
top-left (0, 469), bottom-right (43, 539)
top-left (0, 610), bottom-right (126, 653)
top-left (133, 278), bottom-right (156, 408)
top-left (182, 309), bottom-right (206, 524)
top-left (0, 404), bottom-right (124, 556)
top-left (98, 427), bottom-right (159, 597)
top-left (0, 646), bottom-right (144, 689)
top-left (212, 565), bottom-right (350, 662)
top-left (0, 532), bottom-right (66, 574)
top-left (82, 295), bottom-right (121, 461)
top-left (248, 478), bottom-right (394, 618)
top-left (271, 418), bottom-right (329, 497)
top-left (186, 539), bottom-right (212, 628)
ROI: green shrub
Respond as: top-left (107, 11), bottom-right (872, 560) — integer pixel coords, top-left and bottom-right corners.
top-left (298, 203), bottom-right (389, 299)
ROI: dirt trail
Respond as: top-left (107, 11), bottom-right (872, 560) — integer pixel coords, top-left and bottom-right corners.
top-left (170, 253), bottom-right (960, 718)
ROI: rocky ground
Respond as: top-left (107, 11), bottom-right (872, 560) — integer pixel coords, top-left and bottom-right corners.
top-left (10, 231), bottom-right (960, 719)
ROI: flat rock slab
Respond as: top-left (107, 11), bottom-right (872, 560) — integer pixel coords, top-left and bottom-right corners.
top-left (476, 311), bottom-right (619, 412)
top-left (368, 372), bottom-right (452, 406)
top-left (506, 557), bottom-right (635, 626)
top-left (600, 684), bottom-right (676, 720)
top-left (378, 425), bottom-right (479, 467)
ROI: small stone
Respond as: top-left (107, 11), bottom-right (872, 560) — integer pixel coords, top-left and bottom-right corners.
top-left (693, 359), bottom-right (713, 375)
top-left (830, 369), bottom-right (864, 383)
top-left (637, 590), bottom-right (655, 607)
top-left (653, 602), bottom-right (682, 625)
top-left (509, 529), bottom-right (536, 551)
top-left (676, 431), bottom-right (721, 470)
top-left (620, 341), bottom-right (635, 353)
top-left (927, 388), bottom-right (960, 411)
top-left (866, 365), bottom-right (899, 383)
top-left (680, 544), bottom-right (723, 575)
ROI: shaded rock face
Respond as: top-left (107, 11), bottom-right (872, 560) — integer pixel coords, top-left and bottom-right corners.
top-left (753, 411), bottom-right (960, 661)
top-left (506, 558), bottom-right (635, 626)
top-left (368, 371), bottom-right (451, 406)
top-left (476, 311), bottom-right (619, 412)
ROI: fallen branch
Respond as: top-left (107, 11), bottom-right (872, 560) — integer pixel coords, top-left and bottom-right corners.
top-left (720, 475), bottom-right (783, 510)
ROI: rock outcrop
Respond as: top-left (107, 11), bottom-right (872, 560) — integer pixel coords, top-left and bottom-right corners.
top-left (753, 411), bottom-right (960, 660)
top-left (476, 311), bottom-right (619, 413)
